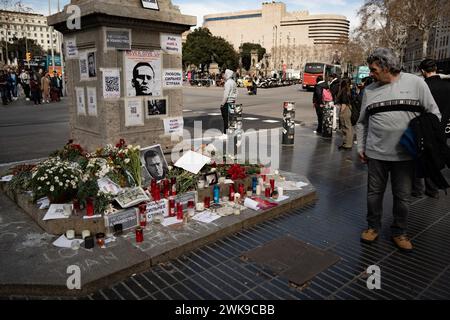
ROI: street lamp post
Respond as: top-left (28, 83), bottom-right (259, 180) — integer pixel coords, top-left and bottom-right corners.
top-left (273, 25), bottom-right (277, 76)
top-left (49, 0), bottom-right (55, 71)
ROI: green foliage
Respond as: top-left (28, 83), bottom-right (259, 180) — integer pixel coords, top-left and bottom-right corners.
top-left (183, 27), bottom-right (239, 71)
top-left (240, 43), bottom-right (266, 71)
top-left (6, 164), bottom-right (35, 193)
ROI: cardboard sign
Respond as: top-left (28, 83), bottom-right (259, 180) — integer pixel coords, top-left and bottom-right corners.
top-left (145, 199), bottom-right (169, 220)
top-left (104, 208), bottom-right (139, 232)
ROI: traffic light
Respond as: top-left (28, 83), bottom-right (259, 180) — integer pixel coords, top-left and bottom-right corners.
top-left (26, 52), bottom-right (32, 62)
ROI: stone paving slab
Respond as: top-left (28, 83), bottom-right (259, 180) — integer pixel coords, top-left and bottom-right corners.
top-left (0, 171), bottom-right (316, 297)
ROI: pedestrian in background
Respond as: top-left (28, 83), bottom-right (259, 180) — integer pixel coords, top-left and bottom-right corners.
top-left (20, 69), bottom-right (30, 101)
top-left (0, 70), bottom-right (8, 105)
top-left (357, 48), bottom-right (441, 252)
top-left (336, 78), bottom-right (353, 150)
top-left (312, 75), bottom-right (327, 134)
top-left (41, 73), bottom-right (51, 103)
top-left (220, 69), bottom-right (238, 137)
top-left (30, 74), bottom-right (41, 105)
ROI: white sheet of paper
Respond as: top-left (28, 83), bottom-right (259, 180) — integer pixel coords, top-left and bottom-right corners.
top-left (161, 216), bottom-right (182, 227)
top-left (276, 181), bottom-right (302, 191)
top-left (53, 235), bottom-right (84, 248)
top-left (274, 195), bottom-right (290, 202)
top-left (192, 210), bottom-right (222, 223)
top-left (175, 150), bottom-right (211, 175)
top-left (244, 198), bottom-right (260, 211)
top-left (296, 182), bottom-right (309, 188)
top-left (1, 175), bottom-right (13, 182)
top-left (43, 204), bottom-right (72, 221)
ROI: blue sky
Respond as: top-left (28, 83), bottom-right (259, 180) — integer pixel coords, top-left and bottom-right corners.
top-left (19, 0), bottom-right (363, 30)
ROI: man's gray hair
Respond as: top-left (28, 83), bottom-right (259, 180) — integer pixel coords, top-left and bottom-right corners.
top-left (367, 48), bottom-right (401, 74)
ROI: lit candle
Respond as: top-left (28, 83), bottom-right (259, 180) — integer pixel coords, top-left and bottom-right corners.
top-left (196, 202), bottom-right (205, 212)
top-left (234, 206), bottom-right (241, 216)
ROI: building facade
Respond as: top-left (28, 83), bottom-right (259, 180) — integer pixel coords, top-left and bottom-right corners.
top-left (203, 2), bottom-right (349, 73)
top-left (0, 10), bottom-right (60, 62)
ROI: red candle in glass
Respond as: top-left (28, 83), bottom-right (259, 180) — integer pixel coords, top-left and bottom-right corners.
top-left (238, 184), bottom-right (245, 197)
top-left (229, 184), bottom-right (235, 201)
top-left (153, 185), bottom-right (161, 201)
top-left (169, 197), bottom-right (176, 217)
top-left (150, 179), bottom-right (157, 194)
top-left (262, 175), bottom-right (267, 182)
top-left (139, 203), bottom-right (147, 227)
top-left (135, 227), bottom-right (144, 243)
top-left (86, 198), bottom-right (94, 216)
top-left (171, 177), bottom-right (177, 196)
top-left (163, 179), bottom-right (170, 198)
top-left (265, 187), bottom-right (271, 198)
top-left (176, 203), bottom-right (183, 220)
top-left (204, 196), bottom-right (211, 209)
top-left (270, 179), bottom-right (275, 192)
top-left (73, 198), bottom-right (81, 214)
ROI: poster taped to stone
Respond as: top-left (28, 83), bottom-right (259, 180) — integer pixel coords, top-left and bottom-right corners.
top-left (141, 0), bottom-right (159, 10)
top-left (105, 28), bottom-right (131, 50)
top-left (75, 87), bottom-right (86, 116)
top-left (163, 69), bottom-right (183, 88)
top-left (160, 34), bottom-right (182, 55)
top-left (87, 87), bottom-right (97, 116)
top-left (145, 199), bottom-right (169, 220)
top-left (125, 97), bottom-right (144, 127)
top-left (79, 51), bottom-right (88, 80)
top-left (65, 38), bottom-right (78, 59)
top-left (104, 208), bottom-right (139, 232)
top-left (124, 50), bottom-right (162, 97)
top-left (163, 117), bottom-right (184, 135)
top-left (102, 68), bottom-right (121, 99)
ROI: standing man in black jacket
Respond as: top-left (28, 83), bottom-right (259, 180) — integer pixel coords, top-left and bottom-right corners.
top-left (411, 59), bottom-right (450, 199)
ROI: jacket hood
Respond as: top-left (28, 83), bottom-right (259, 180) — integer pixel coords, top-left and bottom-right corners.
top-left (224, 69), bottom-right (234, 80)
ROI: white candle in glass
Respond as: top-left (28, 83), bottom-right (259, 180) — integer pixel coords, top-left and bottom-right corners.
top-left (66, 230), bottom-right (75, 240)
top-left (82, 230), bottom-right (91, 240)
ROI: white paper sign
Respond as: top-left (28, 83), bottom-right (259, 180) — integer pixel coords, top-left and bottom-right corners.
top-left (43, 204), bottom-right (73, 221)
top-left (146, 199), bottom-right (169, 220)
top-left (87, 87), bottom-right (97, 116)
top-left (192, 211), bottom-right (222, 224)
top-left (174, 150), bottom-right (211, 175)
top-left (244, 198), bottom-right (260, 211)
top-left (160, 34), bottom-right (182, 55)
top-left (161, 216), bottom-right (182, 227)
top-left (102, 68), bottom-right (121, 99)
top-left (141, 0), bottom-right (159, 10)
top-left (1, 175), bottom-right (13, 182)
top-left (124, 50), bottom-right (162, 97)
top-left (163, 69), bottom-right (183, 88)
top-left (53, 235), bottom-right (84, 248)
top-left (79, 51), bottom-right (88, 80)
top-left (75, 87), bottom-right (86, 116)
top-left (65, 38), bottom-right (78, 59)
top-left (125, 97), bottom-right (144, 127)
top-left (163, 117), bottom-right (184, 135)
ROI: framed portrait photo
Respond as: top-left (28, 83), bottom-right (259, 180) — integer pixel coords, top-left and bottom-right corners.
top-left (145, 96), bottom-right (168, 118)
top-left (140, 144), bottom-right (169, 184)
top-left (204, 172), bottom-right (219, 186)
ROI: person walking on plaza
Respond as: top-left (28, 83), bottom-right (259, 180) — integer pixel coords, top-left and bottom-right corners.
top-left (20, 69), bottom-right (31, 101)
top-left (312, 75), bottom-right (327, 134)
top-left (336, 78), bottom-right (353, 150)
top-left (357, 48), bottom-right (441, 252)
top-left (50, 71), bottom-right (62, 102)
top-left (410, 58), bottom-right (450, 199)
top-left (41, 73), bottom-right (51, 103)
top-left (220, 69), bottom-right (238, 136)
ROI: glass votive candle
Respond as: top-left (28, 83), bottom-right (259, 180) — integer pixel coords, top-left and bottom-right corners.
top-left (265, 186), bottom-right (271, 198)
top-left (135, 227), bottom-right (144, 243)
top-left (256, 185), bottom-right (262, 196)
top-left (196, 202), bottom-right (205, 212)
top-left (96, 233), bottom-right (105, 247)
top-left (82, 230), bottom-right (91, 240)
top-left (66, 230), bottom-right (75, 240)
top-left (204, 196), bottom-right (211, 209)
top-left (270, 179), bottom-right (275, 192)
top-left (188, 200), bottom-right (195, 217)
top-left (176, 203), bottom-right (184, 220)
top-left (169, 197), bottom-right (176, 217)
top-left (86, 198), bottom-right (94, 216)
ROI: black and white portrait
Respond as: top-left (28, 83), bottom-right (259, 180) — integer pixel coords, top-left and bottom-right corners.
top-left (125, 50), bottom-right (162, 97)
top-left (146, 97), bottom-right (167, 118)
top-left (88, 52), bottom-right (96, 78)
top-left (140, 144), bottom-right (168, 184)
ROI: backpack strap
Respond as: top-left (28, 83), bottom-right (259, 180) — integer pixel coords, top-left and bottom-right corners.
top-left (367, 99), bottom-right (425, 116)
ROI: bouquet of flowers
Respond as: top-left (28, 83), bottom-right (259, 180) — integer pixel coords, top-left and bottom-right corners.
top-left (31, 157), bottom-right (82, 202)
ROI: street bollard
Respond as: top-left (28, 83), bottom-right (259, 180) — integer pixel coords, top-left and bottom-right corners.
top-left (227, 103), bottom-right (244, 158)
top-left (282, 102), bottom-right (296, 146)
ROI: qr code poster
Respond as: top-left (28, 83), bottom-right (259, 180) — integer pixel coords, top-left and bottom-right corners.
top-left (124, 50), bottom-right (162, 98)
top-left (124, 97), bottom-right (144, 127)
top-left (75, 87), bottom-right (86, 116)
top-left (102, 68), bottom-right (121, 99)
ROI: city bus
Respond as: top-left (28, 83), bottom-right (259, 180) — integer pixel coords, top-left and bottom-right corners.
top-left (353, 65), bottom-right (370, 85)
top-left (302, 62), bottom-right (342, 90)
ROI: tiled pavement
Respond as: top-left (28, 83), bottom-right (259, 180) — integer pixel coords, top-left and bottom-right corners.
top-left (8, 126), bottom-right (450, 300)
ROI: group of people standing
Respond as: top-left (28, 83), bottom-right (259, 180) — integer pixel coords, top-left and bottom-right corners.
top-left (316, 48), bottom-right (450, 253)
top-left (0, 67), bottom-right (63, 106)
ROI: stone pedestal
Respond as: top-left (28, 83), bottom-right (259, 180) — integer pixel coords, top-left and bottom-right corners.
top-left (48, 0), bottom-right (196, 153)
